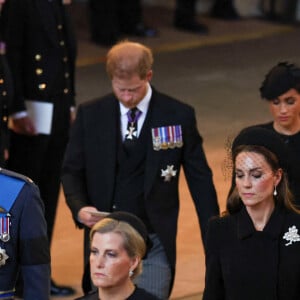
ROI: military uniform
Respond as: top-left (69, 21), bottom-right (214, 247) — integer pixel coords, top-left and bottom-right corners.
top-left (1, 0), bottom-right (77, 244)
top-left (0, 41), bottom-right (12, 167)
top-left (0, 168), bottom-right (50, 300)
top-left (1, 0), bottom-right (76, 295)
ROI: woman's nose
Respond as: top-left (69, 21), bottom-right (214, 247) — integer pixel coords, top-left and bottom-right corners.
top-left (243, 176), bottom-right (252, 187)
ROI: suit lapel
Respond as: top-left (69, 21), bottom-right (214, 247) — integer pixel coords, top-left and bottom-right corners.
top-left (96, 98), bottom-right (119, 208)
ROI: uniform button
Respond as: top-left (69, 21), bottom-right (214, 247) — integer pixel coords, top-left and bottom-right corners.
top-left (35, 54), bottom-right (42, 61)
top-left (112, 205), bottom-right (117, 210)
top-left (65, 72), bottom-right (69, 78)
top-left (36, 68), bottom-right (43, 75)
top-left (2, 91), bottom-right (7, 96)
top-left (60, 40), bottom-right (65, 46)
top-left (64, 88), bottom-right (69, 94)
top-left (3, 116), bottom-right (7, 122)
top-left (57, 24), bottom-right (63, 30)
top-left (63, 57), bottom-right (68, 62)
top-left (0, 79), bottom-right (3, 84)
top-left (38, 83), bottom-right (47, 90)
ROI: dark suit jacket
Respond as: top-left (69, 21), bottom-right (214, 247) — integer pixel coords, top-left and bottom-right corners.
top-left (62, 88), bottom-right (219, 280)
top-left (0, 169), bottom-right (50, 299)
top-left (203, 206), bottom-right (300, 300)
top-left (2, 0), bottom-right (77, 113)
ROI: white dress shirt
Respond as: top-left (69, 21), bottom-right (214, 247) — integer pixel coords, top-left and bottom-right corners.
top-left (119, 83), bottom-right (152, 141)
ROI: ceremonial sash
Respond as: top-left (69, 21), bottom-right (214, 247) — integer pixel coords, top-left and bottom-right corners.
top-left (0, 173), bottom-right (25, 213)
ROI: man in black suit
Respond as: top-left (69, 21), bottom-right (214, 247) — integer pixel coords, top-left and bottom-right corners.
top-left (1, 0), bottom-right (76, 296)
top-left (1, 4), bottom-right (50, 297)
top-left (0, 0), bottom-right (13, 167)
top-left (0, 40), bottom-right (11, 167)
top-left (62, 41), bottom-right (219, 299)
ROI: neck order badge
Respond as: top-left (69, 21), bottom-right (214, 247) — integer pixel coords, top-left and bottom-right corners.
top-left (125, 108), bottom-right (142, 141)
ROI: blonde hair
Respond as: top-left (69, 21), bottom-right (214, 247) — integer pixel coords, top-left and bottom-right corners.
top-left (90, 218), bottom-right (146, 279)
top-left (106, 40), bottom-right (153, 80)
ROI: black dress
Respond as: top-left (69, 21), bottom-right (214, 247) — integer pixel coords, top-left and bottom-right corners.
top-left (256, 122), bottom-right (300, 206)
top-left (75, 286), bottom-right (161, 300)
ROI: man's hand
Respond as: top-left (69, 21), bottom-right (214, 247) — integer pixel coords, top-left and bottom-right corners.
top-left (78, 206), bottom-right (108, 228)
top-left (11, 116), bottom-right (37, 135)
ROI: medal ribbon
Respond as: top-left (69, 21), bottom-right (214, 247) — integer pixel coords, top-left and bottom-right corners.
top-left (125, 108), bottom-right (142, 141)
top-left (0, 216), bottom-right (10, 242)
top-left (127, 108), bottom-right (142, 124)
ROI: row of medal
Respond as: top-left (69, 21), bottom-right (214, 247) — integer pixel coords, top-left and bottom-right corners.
top-left (152, 125), bottom-right (183, 151)
top-left (0, 214), bottom-right (10, 267)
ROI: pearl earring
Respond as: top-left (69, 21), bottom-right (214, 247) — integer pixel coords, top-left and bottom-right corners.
top-left (273, 186), bottom-right (277, 196)
top-left (129, 270), bottom-right (134, 277)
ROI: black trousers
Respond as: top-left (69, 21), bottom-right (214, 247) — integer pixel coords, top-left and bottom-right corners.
top-left (88, 0), bottom-right (142, 42)
top-left (7, 100), bottom-right (70, 244)
top-left (174, 0), bottom-right (197, 23)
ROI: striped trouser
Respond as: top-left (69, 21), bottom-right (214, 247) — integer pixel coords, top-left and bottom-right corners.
top-left (134, 233), bottom-right (172, 300)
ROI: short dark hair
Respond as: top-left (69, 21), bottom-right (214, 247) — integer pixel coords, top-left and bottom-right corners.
top-left (260, 62), bottom-right (300, 100)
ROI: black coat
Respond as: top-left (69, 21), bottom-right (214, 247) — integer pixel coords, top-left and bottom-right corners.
top-left (62, 88), bottom-right (219, 287)
top-left (0, 168), bottom-right (50, 299)
top-left (203, 206), bottom-right (300, 300)
top-left (1, 0), bottom-right (77, 113)
top-left (1, 0), bottom-right (77, 244)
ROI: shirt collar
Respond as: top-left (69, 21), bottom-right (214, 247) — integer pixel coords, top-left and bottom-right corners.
top-left (119, 83), bottom-right (152, 116)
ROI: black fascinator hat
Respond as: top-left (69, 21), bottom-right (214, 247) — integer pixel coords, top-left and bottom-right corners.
top-left (106, 211), bottom-right (153, 257)
top-left (232, 126), bottom-right (289, 171)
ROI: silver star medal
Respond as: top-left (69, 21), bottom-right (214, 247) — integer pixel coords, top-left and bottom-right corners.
top-left (0, 247), bottom-right (9, 267)
top-left (161, 165), bottom-right (177, 182)
top-left (283, 225), bottom-right (300, 246)
top-left (126, 126), bottom-right (137, 140)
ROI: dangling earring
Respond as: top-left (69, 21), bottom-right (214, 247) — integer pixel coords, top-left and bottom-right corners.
top-left (129, 270), bottom-right (134, 277)
top-left (273, 186), bottom-right (277, 196)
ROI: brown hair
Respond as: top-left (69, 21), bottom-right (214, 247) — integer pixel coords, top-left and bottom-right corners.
top-left (226, 145), bottom-right (297, 215)
top-left (106, 40), bottom-right (153, 80)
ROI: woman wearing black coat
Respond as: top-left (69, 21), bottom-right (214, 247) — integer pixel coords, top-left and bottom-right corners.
top-left (203, 127), bottom-right (300, 300)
